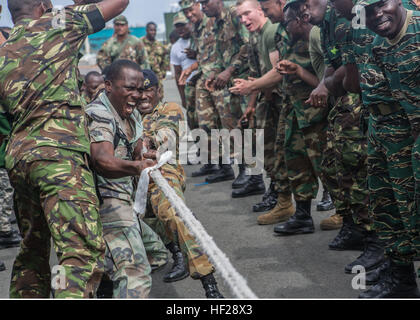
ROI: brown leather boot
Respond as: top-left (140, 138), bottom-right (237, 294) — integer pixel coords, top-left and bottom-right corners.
top-left (257, 193), bottom-right (295, 225)
top-left (320, 213), bottom-right (343, 230)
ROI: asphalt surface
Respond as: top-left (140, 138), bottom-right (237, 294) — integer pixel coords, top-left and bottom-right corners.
top-left (1, 78), bottom-right (419, 299)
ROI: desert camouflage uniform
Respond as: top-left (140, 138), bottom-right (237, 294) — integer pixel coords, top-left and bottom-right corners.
top-left (96, 34), bottom-right (150, 71)
top-left (142, 101), bottom-right (215, 279)
top-left (0, 4), bottom-right (106, 298)
top-left (341, 0), bottom-right (418, 265)
top-left (86, 92), bottom-right (168, 298)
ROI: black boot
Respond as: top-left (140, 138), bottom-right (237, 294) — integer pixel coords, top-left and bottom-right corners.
top-left (328, 216), bottom-right (365, 251)
top-left (232, 164), bottom-right (250, 189)
top-left (344, 231), bottom-right (385, 274)
top-left (316, 189), bottom-right (335, 211)
top-left (0, 230), bottom-right (22, 249)
top-left (273, 200), bottom-right (315, 235)
top-left (191, 163), bottom-right (220, 177)
top-left (359, 260), bottom-right (420, 298)
top-left (232, 174), bottom-right (266, 198)
top-left (200, 273), bottom-right (224, 298)
top-left (365, 258), bottom-right (391, 285)
top-left (253, 182), bottom-right (278, 212)
top-left (205, 164), bottom-right (235, 184)
top-left (96, 275), bottom-right (113, 298)
top-left (163, 242), bottom-right (189, 283)
top-left (0, 260), bottom-right (5, 272)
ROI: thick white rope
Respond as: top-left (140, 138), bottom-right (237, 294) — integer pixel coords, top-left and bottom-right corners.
top-left (134, 151), bottom-right (258, 299)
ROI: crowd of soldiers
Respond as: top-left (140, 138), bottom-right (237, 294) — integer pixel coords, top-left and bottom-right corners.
top-left (0, 0), bottom-right (419, 299)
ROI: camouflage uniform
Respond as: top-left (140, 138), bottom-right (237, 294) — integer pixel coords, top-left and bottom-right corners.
top-left (185, 83), bottom-right (198, 130)
top-left (276, 27), bottom-right (330, 201)
top-left (96, 34), bottom-right (150, 71)
top-left (341, 0), bottom-right (418, 264)
top-left (142, 101), bottom-right (215, 279)
top-left (368, 10), bottom-right (420, 257)
top-left (140, 36), bottom-right (169, 82)
top-left (0, 4), bottom-right (106, 298)
top-left (86, 92), bottom-right (168, 298)
top-left (210, 6), bottom-right (249, 162)
top-left (319, 7), bottom-right (370, 228)
top-left (0, 168), bottom-right (13, 233)
top-left (248, 20), bottom-right (290, 194)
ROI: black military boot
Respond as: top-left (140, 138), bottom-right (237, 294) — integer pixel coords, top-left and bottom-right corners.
top-left (232, 174), bottom-right (266, 198)
top-left (191, 164), bottom-right (220, 177)
top-left (328, 216), bottom-right (365, 251)
top-left (359, 260), bottom-right (420, 298)
top-left (232, 164), bottom-right (249, 189)
top-left (0, 260), bottom-right (5, 272)
top-left (316, 189), bottom-right (335, 211)
top-left (163, 242), bottom-right (189, 283)
top-left (344, 231), bottom-right (385, 274)
top-left (200, 273), bottom-right (224, 298)
top-left (0, 230), bottom-right (22, 249)
top-left (273, 200), bottom-right (315, 235)
top-left (365, 258), bottom-right (391, 285)
top-left (253, 182), bottom-right (278, 212)
top-left (205, 164), bottom-right (235, 184)
top-left (96, 275), bottom-right (113, 298)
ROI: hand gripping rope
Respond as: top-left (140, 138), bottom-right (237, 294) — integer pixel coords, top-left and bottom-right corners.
top-left (133, 151), bottom-right (258, 299)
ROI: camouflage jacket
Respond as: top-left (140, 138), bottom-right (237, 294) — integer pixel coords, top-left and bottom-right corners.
top-left (0, 4), bottom-right (105, 170)
top-left (140, 36), bottom-right (169, 81)
top-left (86, 91), bottom-right (143, 203)
top-left (191, 15), bottom-right (217, 79)
top-left (97, 34), bottom-right (150, 71)
top-left (141, 101), bottom-right (185, 178)
top-left (212, 6), bottom-right (249, 79)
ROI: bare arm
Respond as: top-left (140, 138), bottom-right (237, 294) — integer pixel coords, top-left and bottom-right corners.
top-left (324, 66), bottom-right (346, 97)
top-left (96, 0), bottom-right (130, 23)
top-left (174, 65), bottom-right (186, 108)
top-left (343, 63), bottom-right (362, 94)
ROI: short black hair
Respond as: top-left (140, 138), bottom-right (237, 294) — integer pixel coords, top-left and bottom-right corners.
top-left (85, 71), bottom-right (102, 83)
top-left (146, 22), bottom-right (157, 29)
top-left (105, 59), bottom-right (142, 82)
top-left (8, 0), bottom-right (51, 21)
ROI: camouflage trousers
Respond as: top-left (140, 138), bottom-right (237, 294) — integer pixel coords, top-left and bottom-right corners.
top-left (101, 198), bottom-right (168, 299)
top-left (284, 110), bottom-right (328, 201)
top-left (0, 168), bottom-right (13, 233)
top-left (185, 83), bottom-right (199, 131)
top-left (7, 147), bottom-right (105, 298)
top-left (195, 78), bottom-right (244, 163)
top-left (322, 94), bottom-right (371, 229)
top-left (368, 110), bottom-right (419, 265)
top-left (259, 94), bottom-right (291, 195)
top-left (144, 164), bottom-right (215, 279)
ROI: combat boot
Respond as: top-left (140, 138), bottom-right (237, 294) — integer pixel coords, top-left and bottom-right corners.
top-left (316, 189), bottom-right (335, 211)
top-left (0, 230), bottom-right (22, 249)
top-left (163, 242), bottom-right (189, 283)
top-left (365, 258), bottom-right (391, 285)
top-left (344, 231), bottom-right (385, 274)
top-left (273, 200), bottom-right (315, 235)
top-left (205, 164), bottom-right (235, 184)
top-left (320, 214), bottom-right (343, 230)
top-left (359, 261), bottom-right (420, 298)
top-left (232, 164), bottom-right (250, 189)
top-left (200, 273), bottom-right (224, 298)
top-left (0, 260), bottom-right (5, 272)
top-left (253, 181), bottom-right (278, 212)
top-left (191, 164), bottom-right (220, 177)
top-left (232, 174), bottom-right (265, 198)
top-left (257, 193), bottom-right (295, 225)
top-left (96, 275), bottom-right (113, 298)
top-left (328, 215), bottom-right (364, 251)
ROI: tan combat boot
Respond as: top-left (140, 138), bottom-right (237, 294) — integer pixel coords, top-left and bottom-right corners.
top-left (257, 193), bottom-right (295, 225)
top-left (320, 213), bottom-right (343, 230)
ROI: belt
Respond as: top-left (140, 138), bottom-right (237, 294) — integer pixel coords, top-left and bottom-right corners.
top-left (368, 102), bottom-right (401, 116)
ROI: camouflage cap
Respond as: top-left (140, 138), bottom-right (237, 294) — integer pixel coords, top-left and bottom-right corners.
top-left (283, 0), bottom-right (304, 12)
top-left (355, 0), bottom-right (381, 7)
top-left (114, 15), bottom-right (128, 25)
top-left (173, 12), bottom-right (189, 25)
top-left (179, 0), bottom-right (195, 9)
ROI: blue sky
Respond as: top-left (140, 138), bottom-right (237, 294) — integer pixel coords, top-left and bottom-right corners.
top-left (0, 0), bottom-right (179, 31)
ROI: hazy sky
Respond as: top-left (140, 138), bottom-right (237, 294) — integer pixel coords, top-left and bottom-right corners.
top-left (0, 0), bottom-right (179, 31)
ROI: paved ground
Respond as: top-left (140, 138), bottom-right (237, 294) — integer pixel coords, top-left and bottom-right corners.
top-left (1, 78), bottom-right (419, 299)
